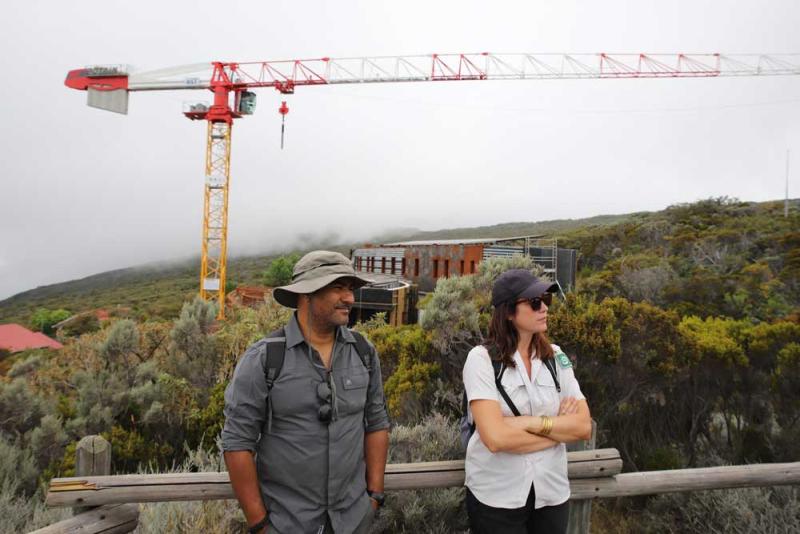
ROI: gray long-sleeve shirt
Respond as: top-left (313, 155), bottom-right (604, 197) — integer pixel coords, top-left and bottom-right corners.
top-left (222, 315), bottom-right (390, 534)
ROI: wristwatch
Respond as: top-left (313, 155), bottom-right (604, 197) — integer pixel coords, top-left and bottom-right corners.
top-left (248, 513), bottom-right (269, 534)
top-left (367, 490), bottom-right (386, 508)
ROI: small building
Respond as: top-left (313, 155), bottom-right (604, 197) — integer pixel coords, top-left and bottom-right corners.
top-left (349, 274), bottom-right (418, 327)
top-left (0, 324), bottom-right (63, 353)
top-left (227, 286), bottom-right (271, 309)
top-left (352, 236), bottom-right (577, 293)
top-left (53, 309), bottom-right (115, 335)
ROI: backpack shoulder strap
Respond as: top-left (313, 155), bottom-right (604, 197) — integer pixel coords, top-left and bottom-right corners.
top-left (349, 330), bottom-right (372, 373)
top-left (491, 359), bottom-right (504, 378)
top-left (491, 359), bottom-right (521, 417)
top-left (543, 357), bottom-right (561, 393)
top-left (263, 327), bottom-right (287, 391)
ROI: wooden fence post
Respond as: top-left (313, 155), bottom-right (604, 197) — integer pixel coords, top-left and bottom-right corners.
top-left (74, 435), bottom-right (112, 515)
top-left (60, 434), bottom-right (138, 533)
top-left (76, 435), bottom-right (112, 476)
top-left (567, 419), bottom-right (597, 534)
top-left (35, 435), bottom-right (139, 533)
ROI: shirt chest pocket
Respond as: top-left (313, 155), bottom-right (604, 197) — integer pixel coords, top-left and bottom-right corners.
top-left (338, 368), bottom-right (368, 415)
top-left (498, 370), bottom-right (530, 416)
top-left (533, 364), bottom-right (560, 413)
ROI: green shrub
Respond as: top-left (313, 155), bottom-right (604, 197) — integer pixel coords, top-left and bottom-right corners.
top-left (0, 378), bottom-right (49, 436)
top-left (136, 443), bottom-right (243, 533)
top-left (0, 480), bottom-right (70, 534)
top-left (357, 317), bottom-right (440, 421)
top-left (373, 414), bottom-right (468, 534)
top-left (263, 253), bottom-right (300, 287)
top-left (640, 486), bottom-right (800, 534)
top-left (167, 297), bottom-right (220, 398)
top-left (29, 308), bottom-right (71, 336)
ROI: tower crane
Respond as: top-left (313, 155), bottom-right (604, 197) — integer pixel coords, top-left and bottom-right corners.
top-left (65, 52), bottom-right (800, 318)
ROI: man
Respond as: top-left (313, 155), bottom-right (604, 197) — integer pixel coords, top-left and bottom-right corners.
top-left (222, 250), bottom-right (391, 534)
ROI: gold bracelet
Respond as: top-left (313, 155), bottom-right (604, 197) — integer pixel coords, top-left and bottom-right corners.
top-left (539, 416), bottom-right (553, 436)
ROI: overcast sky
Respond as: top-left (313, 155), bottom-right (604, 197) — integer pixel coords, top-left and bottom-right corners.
top-left (1, 1), bottom-right (799, 301)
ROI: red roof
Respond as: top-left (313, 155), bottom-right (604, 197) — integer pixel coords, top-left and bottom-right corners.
top-left (0, 324), bottom-right (63, 353)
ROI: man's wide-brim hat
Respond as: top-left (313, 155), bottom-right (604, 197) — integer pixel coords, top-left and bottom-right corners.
top-left (272, 250), bottom-right (373, 308)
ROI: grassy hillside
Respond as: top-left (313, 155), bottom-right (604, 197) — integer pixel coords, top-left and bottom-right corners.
top-left (2, 199), bottom-right (795, 326)
top-left (0, 214), bottom-right (629, 325)
top-left (0, 255), bottom-right (281, 324)
top-left (396, 212), bottom-right (636, 241)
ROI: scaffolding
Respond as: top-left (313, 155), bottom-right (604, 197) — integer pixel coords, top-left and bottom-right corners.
top-left (526, 237), bottom-right (558, 278)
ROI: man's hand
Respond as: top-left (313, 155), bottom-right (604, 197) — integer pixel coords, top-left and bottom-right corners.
top-left (364, 429), bottom-right (389, 505)
top-left (225, 451), bottom-right (268, 531)
top-left (369, 497), bottom-right (380, 511)
top-left (558, 396), bottom-right (579, 415)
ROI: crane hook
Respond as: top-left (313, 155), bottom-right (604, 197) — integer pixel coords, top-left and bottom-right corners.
top-left (278, 101), bottom-right (289, 149)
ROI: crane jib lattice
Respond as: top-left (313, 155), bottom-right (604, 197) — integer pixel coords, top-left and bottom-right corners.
top-left (63, 51), bottom-right (800, 318)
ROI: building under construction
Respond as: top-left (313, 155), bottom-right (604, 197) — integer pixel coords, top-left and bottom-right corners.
top-left (349, 236), bottom-right (578, 323)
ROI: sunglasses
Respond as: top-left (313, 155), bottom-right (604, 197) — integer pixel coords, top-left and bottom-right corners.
top-left (517, 293), bottom-right (553, 311)
top-left (317, 374), bottom-right (334, 423)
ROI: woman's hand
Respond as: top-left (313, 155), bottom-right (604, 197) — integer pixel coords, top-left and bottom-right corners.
top-left (558, 397), bottom-right (579, 416)
top-left (472, 400), bottom-right (559, 454)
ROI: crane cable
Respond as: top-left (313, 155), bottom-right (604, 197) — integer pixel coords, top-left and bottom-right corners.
top-left (278, 101), bottom-right (289, 149)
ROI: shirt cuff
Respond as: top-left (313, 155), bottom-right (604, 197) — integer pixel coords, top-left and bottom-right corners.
top-left (364, 419), bottom-right (391, 433)
top-left (221, 433), bottom-right (258, 452)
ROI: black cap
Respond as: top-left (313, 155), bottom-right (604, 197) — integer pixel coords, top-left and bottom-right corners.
top-left (491, 269), bottom-right (560, 307)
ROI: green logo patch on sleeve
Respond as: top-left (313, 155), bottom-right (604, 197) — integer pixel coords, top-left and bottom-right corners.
top-left (555, 351), bottom-right (573, 369)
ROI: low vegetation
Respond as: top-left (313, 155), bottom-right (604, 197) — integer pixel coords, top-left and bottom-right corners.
top-left (1, 198), bottom-right (798, 533)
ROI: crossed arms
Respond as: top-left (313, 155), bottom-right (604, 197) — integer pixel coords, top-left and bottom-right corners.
top-left (470, 396), bottom-right (592, 454)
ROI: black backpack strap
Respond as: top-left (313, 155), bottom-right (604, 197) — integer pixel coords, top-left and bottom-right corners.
top-left (261, 328), bottom-right (286, 436)
top-left (263, 328), bottom-right (371, 386)
top-left (349, 330), bottom-right (377, 430)
top-left (465, 390), bottom-right (476, 440)
top-left (543, 357), bottom-right (561, 393)
top-left (262, 327), bottom-right (287, 391)
top-left (492, 360), bottom-right (521, 417)
top-left (349, 330), bottom-right (372, 373)
top-left (464, 357), bottom-right (521, 442)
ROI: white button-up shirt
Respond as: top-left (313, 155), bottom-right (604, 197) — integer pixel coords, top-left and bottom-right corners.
top-left (462, 344), bottom-right (585, 509)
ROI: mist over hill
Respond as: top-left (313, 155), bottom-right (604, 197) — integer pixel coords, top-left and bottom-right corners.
top-left (0, 211), bottom-right (635, 324)
top-left (2, 199), bottom-right (796, 326)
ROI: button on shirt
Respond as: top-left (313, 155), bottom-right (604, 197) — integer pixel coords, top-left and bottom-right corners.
top-left (462, 344), bottom-right (585, 509)
top-left (222, 315), bottom-right (390, 534)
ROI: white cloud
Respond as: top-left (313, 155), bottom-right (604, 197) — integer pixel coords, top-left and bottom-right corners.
top-left (2, 0), bottom-right (799, 300)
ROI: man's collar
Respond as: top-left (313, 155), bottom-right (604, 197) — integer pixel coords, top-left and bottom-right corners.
top-left (286, 313), bottom-right (355, 348)
top-left (338, 325), bottom-right (356, 344)
top-left (284, 314), bottom-right (306, 349)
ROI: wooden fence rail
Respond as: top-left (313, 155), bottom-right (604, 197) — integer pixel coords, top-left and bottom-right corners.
top-left (44, 455), bottom-right (800, 510)
top-left (35, 433), bottom-right (800, 534)
top-left (571, 462), bottom-right (800, 499)
top-left (31, 504), bottom-right (139, 534)
top-left (46, 449), bottom-right (623, 508)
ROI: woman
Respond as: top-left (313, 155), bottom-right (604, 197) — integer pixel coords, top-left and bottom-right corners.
top-left (462, 269), bottom-right (592, 534)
